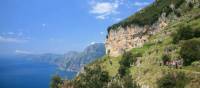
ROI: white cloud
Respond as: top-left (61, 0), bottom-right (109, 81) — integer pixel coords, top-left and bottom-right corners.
top-left (100, 32), bottom-right (104, 35)
top-left (96, 15), bottom-right (106, 20)
top-left (15, 50), bottom-right (32, 54)
top-left (0, 36), bottom-right (28, 43)
top-left (89, 0), bottom-right (152, 20)
top-left (89, 0), bottom-right (123, 20)
top-left (133, 2), bottom-right (150, 6)
top-left (90, 41), bottom-right (96, 45)
top-left (90, 2), bottom-right (118, 14)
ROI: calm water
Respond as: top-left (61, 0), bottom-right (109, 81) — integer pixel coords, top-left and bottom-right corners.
top-left (0, 57), bottom-right (76, 88)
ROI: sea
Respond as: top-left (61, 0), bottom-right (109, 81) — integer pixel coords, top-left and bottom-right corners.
top-left (0, 56), bottom-right (76, 88)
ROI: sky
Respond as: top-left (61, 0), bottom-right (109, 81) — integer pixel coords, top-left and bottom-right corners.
top-left (0, 0), bottom-right (154, 55)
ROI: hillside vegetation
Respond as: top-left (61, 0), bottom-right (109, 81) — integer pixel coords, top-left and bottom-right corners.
top-left (54, 0), bottom-right (200, 88)
top-left (108, 0), bottom-right (199, 32)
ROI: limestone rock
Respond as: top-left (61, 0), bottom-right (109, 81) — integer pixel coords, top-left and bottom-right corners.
top-left (105, 17), bottom-right (167, 57)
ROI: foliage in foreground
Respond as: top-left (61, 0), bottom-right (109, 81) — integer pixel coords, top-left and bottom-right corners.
top-left (180, 38), bottom-right (200, 66)
top-left (50, 75), bottom-right (62, 88)
top-left (73, 65), bottom-right (109, 88)
top-left (173, 25), bottom-right (200, 44)
top-left (157, 72), bottom-right (189, 88)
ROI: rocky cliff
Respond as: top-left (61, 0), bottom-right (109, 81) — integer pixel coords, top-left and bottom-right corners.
top-left (105, 0), bottom-right (200, 57)
top-left (105, 15), bottom-right (168, 57)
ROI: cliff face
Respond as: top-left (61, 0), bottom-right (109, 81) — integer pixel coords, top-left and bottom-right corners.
top-left (105, 0), bottom-right (200, 57)
top-left (105, 16), bottom-right (168, 57)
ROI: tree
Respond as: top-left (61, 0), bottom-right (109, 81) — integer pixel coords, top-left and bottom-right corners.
top-left (118, 52), bottom-right (134, 78)
top-left (173, 25), bottom-right (200, 44)
top-left (74, 65), bottom-right (109, 88)
top-left (180, 38), bottom-right (200, 66)
top-left (50, 75), bottom-right (62, 88)
top-left (157, 73), bottom-right (176, 88)
top-left (123, 75), bottom-right (140, 88)
top-left (173, 25), bottom-right (194, 43)
top-left (120, 52), bottom-right (133, 68)
top-left (157, 72), bottom-right (188, 88)
top-left (118, 65), bottom-right (127, 78)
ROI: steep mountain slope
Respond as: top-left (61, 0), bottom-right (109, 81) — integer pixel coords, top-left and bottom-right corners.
top-left (59, 43), bottom-right (106, 72)
top-left (106, 0), bottom-right (200, 57)
top-left (60, 0), bottom-right (200, 88)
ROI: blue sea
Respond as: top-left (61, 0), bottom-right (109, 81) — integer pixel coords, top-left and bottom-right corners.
top-left (0, 57), bottom-right (76, 88)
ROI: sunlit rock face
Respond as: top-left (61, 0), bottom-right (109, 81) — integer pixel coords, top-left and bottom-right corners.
top-left (105, 17), bottom-right (168, 57)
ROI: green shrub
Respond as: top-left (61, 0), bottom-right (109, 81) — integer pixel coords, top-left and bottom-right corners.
top-left (107, 80), bottom-right (122, 88)
top-left (118, 65), bottom-right (127, 78)
top-left (158, 74), bottom-right (176, 88)
top-left (118, 52), bottom-right (135, 77)
top-left (173, 25), bottom-right (200, 43)
top-left (74, 65), bottom-right (109, 88)
top-left (50, 75), bottom-right (62, 88)
top-left (173, 25), bottom-right (194, 43)
top-left (123, 75), bottom-right (140, 88)
top-left (180, 38), bottom-right (200, 66)
top-left (120, 52), bottom-right (134, 67)
top-left (191, 61), bottom-right (200, 67)
top-left (157, 72), bottom-right (188, 88)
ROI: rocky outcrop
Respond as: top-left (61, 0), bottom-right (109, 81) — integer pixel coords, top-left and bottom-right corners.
top-left (105, 15), bottom-right (168, 57)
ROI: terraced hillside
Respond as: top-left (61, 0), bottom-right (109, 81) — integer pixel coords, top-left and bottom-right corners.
top-left (55, 0), bottom-right (200, 88)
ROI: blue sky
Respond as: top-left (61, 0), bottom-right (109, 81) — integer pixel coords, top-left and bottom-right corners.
top-left (0, 0), bottom-right (154, 55)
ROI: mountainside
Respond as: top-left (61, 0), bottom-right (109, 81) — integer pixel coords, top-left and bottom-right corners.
top-left (58, 0), bottom-right (200, 88)
top-left (60, 43), bottom-right (106, 72)
top-left (15, 43), bottom-right (105, 73)
top-left (105, 0), bottom-right (200, 57)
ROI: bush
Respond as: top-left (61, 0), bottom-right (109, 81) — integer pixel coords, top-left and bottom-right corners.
top-left (74, 65), bottom-right (109, 88)
top-left (158, 74), bottom-right (176, 88)
top-left (173, 25), bottom-right (200, 43)
top-left (120, 52), bottom-right (134, 67)
top-left (108, 75), bottom-right (140, 88)
top-left (191, 61), bottom-right (200, 67)
top-left (157, 72), bottom-right (188, 88)
top-left (108, 80), bottom-right (122, 88)
top-left (50, 75), bottom-right (62, 88)
top-left (173, 25), bottom-right (194, 43)
top-left (118, 52), bottom-right (135, 77)
top-left (118, 65), bottom-right (127, 78)
top-left (180, 38), bottom-right (200, 66)
top-left (123, 75), bottom-right (140, 88)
